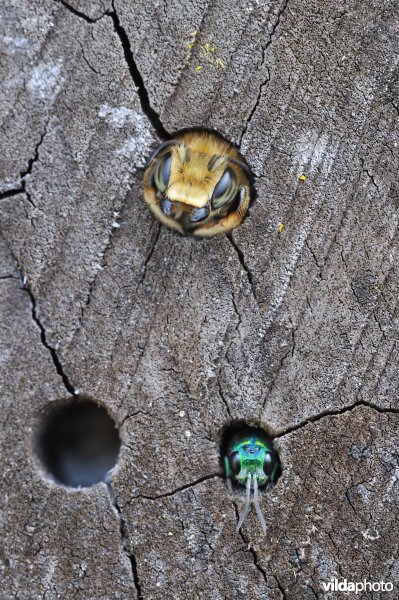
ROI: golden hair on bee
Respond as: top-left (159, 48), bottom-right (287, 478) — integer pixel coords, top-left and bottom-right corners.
top-left (143, 130), bottom-right (251, 237)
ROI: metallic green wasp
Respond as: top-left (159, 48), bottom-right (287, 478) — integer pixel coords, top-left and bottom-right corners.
top-left (224, 433), bottom-right (280, 533)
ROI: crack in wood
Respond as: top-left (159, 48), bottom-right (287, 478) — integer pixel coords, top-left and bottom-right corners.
top-left (58, 0), bottom-right (170, 139)
top-left (226, 233), bottom-right (257, 301)
top-left (231, 501), bottom-right (281, 595)
top-left (24, 285), bottom-right (76, 396)
top-left (138, 473), bottom-right (220, 501)
top-left (138, 223), bottom-right (161, 285)
top-left (239, 0), bottom-right (290, 144)
top-left (1, 126), bottom-right (47, 204)
top-left (59, 0), bottom-right (103, 23)
top-left (106, 482), bottom-right (144, 600)
top-left (275, 400), bottom-right (399, 438)
top-left (107, 3), bottom-right (170, 140)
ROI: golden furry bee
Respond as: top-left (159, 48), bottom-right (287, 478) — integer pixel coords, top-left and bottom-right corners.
top-left (143, 130), bottom-right (251, 237)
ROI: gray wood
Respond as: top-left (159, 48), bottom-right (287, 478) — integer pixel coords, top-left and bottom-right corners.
top-left (1, 0), bottom-right (398, 598)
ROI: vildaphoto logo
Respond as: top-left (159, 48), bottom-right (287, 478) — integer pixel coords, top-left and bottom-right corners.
top-left (321, 578), bottom-right (394, 594)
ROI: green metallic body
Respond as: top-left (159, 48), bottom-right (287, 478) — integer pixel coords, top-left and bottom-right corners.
top-left (223, 432), bottom-right (281, 532)
top-left (225, 437), bottom-right (278, 487)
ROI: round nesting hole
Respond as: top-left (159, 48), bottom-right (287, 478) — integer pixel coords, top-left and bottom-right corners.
top-left (36, 399), bottom-right (121, 488)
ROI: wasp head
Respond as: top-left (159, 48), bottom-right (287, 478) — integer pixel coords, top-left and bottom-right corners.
top-left (226, 437), bottom-right (279, 487)
top-left (223, 430), bottom-right (281, 533)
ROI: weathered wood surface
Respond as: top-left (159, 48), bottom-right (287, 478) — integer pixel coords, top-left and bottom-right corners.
top-left (1, 0), bottom-right (398, 598)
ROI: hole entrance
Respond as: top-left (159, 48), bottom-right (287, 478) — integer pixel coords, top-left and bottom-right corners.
top-left (36, 399), bottom-right (121, 488)
top-left (220, 422), bottom-right (282, 490)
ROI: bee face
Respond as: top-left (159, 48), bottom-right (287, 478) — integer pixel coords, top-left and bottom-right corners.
top-left (143, 131), bottom-right (251, 237)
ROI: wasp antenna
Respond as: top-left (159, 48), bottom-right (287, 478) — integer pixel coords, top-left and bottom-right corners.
top-left (236, 474), bottom-right (252, 532)
top-left (145, 140), bottom-right (182, 167)
top-left (253, 474), bottom-right (267, 533)
top-left (224, 456), bottom-right (233, 496)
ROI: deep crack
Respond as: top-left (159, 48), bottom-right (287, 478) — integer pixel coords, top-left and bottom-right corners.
top-left (107, 4), bottom-right (170, 140)
top-left (138, 473), bottom-right (220, 501)
top-left (232, 502), bottom-right (272, 588)
top-left (239, 68), bottom-right (270, 144)
top-left (360, 158), bottom-right (381, 194)
top-left (25, 286), bottom-right (76, 396)
top-left (226, 233), bottom-right (257, 300)
top-left (58, 0), bottom-right (170, 139)
top-left (106, 482), bottom-right (143, 600)
top-left (1, 127), bottom-right (47, 204)
top-left (261, 0), bottom-right (290, 62)
top-left (275, 400), bottom-right (399, 438)
top-left (21, 129), bottom-right (46, 182)
top-left (0, 187), bottom-right (24, 200)
top-left (274, 574), bottom-right (288, 600)
top-left (59, 0), bottom-right (100, 23)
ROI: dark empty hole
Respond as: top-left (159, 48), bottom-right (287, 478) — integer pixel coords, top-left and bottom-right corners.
top-left (220, 422), bottom-right (282, 490)
top-left (37, 400), bottom-right (121, 488)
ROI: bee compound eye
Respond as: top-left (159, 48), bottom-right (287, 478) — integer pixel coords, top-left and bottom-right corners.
top-left (212, 168), bottom-right (237, 209)
top-left (153, 154), bottom-right (172, 193)
top-left (263, 451), bottom-right (276, 475)
top-left (228, 451), bottom-right (241, 476)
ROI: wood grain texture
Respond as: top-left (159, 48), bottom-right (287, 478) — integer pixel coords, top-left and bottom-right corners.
top-left (1, 0), bottom-right (398, 597)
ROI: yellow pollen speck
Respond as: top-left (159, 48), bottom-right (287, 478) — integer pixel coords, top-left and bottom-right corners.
top-left (194, 66), bottom-right (202, 71)
top-left (278, 223), bottom-right (284, 233)
top-left (197, 42), bottom-right (225, 70)
top-left (299, 174), bottom-right (307, 181)
top-left (184, 31), bottom-right (198, 65)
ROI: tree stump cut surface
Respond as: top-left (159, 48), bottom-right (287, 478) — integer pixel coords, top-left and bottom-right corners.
top-left (1, 0), bottom-right (398, 598)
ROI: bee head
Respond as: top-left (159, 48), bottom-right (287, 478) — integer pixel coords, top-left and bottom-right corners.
top-left (143, 131), bottom-right (251, 237)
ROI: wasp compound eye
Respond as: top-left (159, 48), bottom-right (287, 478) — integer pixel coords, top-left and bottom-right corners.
top-left (143, 129), bottom-right (252, 237)
top-left (228, 451), bottom-right (241, 475)
top-left (263, 451), bottom-right (276, 475)
top-left (220, 423), bottom-right (282, 534)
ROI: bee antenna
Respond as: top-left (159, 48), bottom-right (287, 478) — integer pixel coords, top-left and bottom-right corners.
top-left (253, 474), bottom-right (267, 533)
top-left (145, 140), bottom-right (182, 167)
top-left (236, 474), bottom-right (252, 532)
top-left (227, 156), bottom-right (252, 176)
